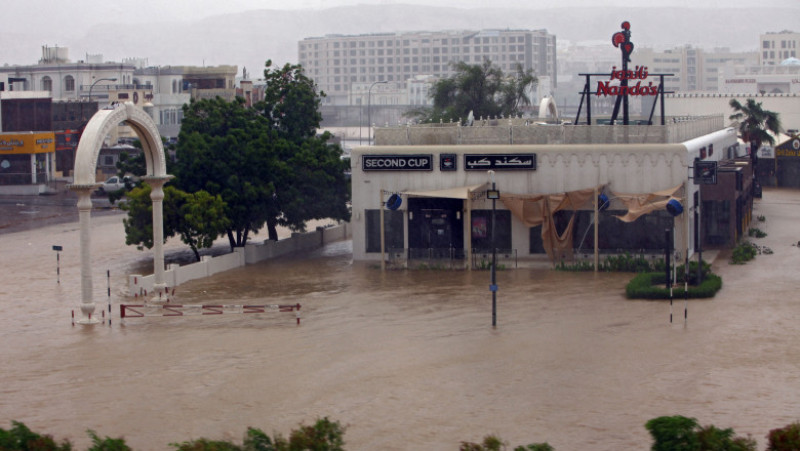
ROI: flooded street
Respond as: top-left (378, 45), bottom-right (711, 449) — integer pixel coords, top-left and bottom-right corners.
top-left (1, 189), bottom-right (800, 450)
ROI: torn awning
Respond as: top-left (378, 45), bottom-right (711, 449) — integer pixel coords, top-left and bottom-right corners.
top-left (402, 182), bottom-right (489, 199)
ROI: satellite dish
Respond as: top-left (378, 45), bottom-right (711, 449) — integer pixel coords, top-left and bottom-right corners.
top-left (466, 110), bottom-right (474, 126)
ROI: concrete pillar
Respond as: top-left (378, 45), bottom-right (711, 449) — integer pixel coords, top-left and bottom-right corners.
top-left (70, 184), bottom-right (100, 324)
top-left (144, 175), bottom-right (173, 302)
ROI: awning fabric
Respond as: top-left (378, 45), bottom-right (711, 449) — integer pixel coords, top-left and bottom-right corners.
top-left (500, 186), bottom-right (599, 262)
top-left (610, 184), bottom-right (684, 223)
top-left (403, 183), bottom-right (489, 199)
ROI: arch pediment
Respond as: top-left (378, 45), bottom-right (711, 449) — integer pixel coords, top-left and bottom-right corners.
top-left (73, 102), bottom-right (167, 185)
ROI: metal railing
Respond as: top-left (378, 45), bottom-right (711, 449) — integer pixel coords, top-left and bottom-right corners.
top-left (385, 247), bottom-right (518, 270)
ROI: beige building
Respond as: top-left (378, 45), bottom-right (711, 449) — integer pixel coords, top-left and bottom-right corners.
top-left (299, 29), bottom-right (557, 106)
top-left (350, 117), bottom-right (745, 267)
top-left (632, 46), bottom-right (758, 93)
top-left (760, 30), bottom-right (800, 66)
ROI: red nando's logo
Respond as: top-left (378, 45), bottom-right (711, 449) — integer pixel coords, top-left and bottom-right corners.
top-left (596, 65), bottom-right (659, 97)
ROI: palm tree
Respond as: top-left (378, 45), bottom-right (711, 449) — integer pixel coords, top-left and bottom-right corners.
top-left (728, 98), bottom-right (782, 168)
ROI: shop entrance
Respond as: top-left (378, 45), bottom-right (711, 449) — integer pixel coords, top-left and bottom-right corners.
top-left (407, 198), bottom-right (464, 258)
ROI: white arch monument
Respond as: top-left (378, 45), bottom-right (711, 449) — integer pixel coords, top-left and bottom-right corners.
top-left (70, 102), bottom-right (172, 324)
top-left (538, 96), bottom-right (559, 122)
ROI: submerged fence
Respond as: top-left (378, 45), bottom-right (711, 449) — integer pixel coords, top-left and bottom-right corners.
top-left (128, 223), bottom-right (350, 296)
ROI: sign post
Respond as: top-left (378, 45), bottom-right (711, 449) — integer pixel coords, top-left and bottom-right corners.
top-left (52, 245), bottom-right (62, 284)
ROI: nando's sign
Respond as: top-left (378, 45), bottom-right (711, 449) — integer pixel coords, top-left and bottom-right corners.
top-left (596, 66), bottom-right (660, 97)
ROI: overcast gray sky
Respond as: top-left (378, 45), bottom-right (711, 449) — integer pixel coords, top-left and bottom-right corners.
top-left (4, 0), bottom-right (798, 34)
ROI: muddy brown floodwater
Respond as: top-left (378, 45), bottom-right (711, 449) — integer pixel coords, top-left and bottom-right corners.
top-left (1, 188), bottom-right (799, 450)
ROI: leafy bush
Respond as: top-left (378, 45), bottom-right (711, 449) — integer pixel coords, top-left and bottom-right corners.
top-left (767, 422), bottom-right (800, 451)
top-left (731, 242), bottom-right (758, 264)
top-left (626, 271), bottom-right (721, 299)
top-left (0, 421), bottom-right (73, 450)
top-left (171, 417), bottom-right (345, 451)
top-left (748, 227), bottom-right (767, 238)
top-left (557, 253), bottom-right (662, 273)
top-left (696, 424), bottom-right (756, 451)
top-left (645, 416), bottom-right (700, 451)
top-left (459, 435), bottom-right (553, 451)
top-left (645, 416), bottom-right (755, 451)
top-left (86, 430), bottom-right (132, 451)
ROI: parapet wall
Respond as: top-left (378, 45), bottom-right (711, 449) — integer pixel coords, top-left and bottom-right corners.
top-left (375, 115), bottom-right (724, 146)
top-left (128, 223), bottom-right (351, 297)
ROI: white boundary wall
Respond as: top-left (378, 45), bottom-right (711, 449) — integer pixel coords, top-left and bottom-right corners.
top-left (128, 223), bottom-right (350, 296)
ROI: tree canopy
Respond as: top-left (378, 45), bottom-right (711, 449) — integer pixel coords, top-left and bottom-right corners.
top-left (167, 61), bottom-right (350, 250)
top-left (407, 60), bottom-right (538, 124)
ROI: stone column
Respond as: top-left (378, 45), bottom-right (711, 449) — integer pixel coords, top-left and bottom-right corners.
top-left (144, 175), bottom-right (173, 301)
top-left (70, 184), bottom-right (100, 324)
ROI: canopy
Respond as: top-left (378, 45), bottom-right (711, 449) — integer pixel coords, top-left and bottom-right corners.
top-left (402, 183), bottom-right (489, 199)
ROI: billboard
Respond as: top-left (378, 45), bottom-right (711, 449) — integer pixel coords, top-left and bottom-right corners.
top-left (0, 132), bottom-right (56, 155)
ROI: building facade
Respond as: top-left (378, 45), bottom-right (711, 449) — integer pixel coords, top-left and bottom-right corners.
top-left (350, 118), bottom-right (747, 267)
top-left (632, 46), bottom-right (759, 93)
top-left (760, 31), bottom-right (800, 66)
top-left (298, 29), bottom-right (557, 107)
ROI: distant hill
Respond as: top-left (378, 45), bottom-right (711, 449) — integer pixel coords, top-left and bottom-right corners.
top-left (1, 4), bottom-right (797, 77)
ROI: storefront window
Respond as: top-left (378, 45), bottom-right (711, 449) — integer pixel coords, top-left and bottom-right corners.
top-left (366, 209), bottom-right (404, 253)
top-left (470, 210), bottom-right (511, 251)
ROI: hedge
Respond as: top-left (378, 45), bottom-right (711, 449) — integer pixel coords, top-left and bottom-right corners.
top-left (626, 272), bottom-right (722, 299)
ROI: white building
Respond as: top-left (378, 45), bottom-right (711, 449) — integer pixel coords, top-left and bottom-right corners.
top-left (299, 29), bottom-right (557, 106)
top-left (350, 117), bottom-right (748, 267)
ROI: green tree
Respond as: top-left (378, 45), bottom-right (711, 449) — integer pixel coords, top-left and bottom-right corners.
top-left (174, 66), bottom-right (349, 246)
top-left (121, 185), bottom-right (229, 261)
top-left (728, 98), bottom-right (782, 166)
top-left (174, 97), bottom-right (282, 247)
top-left (260, 60), bottom-right (325, 142)
top-left (408, 60), bottom-right (537, 124)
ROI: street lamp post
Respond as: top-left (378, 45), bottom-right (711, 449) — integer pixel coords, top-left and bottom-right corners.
top-left (87, 77), bottom-right (117, 105)
top-left (367, 80), bottom-right (387, 145)
top-left (487, 170), bottom-right (500, 327)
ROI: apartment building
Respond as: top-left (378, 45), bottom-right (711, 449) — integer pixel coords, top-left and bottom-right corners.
top-left (298, 29), bottom-right (557, 106)
top-left (632, 46), bottom-right (758, 93)
top-left (760, 30), bottom-right (800, 66)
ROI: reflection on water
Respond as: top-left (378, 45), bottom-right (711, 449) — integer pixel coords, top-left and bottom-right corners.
top-left (1, 190), bottom-right (800, 450)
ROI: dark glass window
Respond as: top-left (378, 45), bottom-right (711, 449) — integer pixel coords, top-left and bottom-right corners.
top-left (366, 209), bottom-right (404, 252)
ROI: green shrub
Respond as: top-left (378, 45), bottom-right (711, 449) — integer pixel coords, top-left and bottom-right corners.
top-left (696, 425), bottom-right (756, 451)
top-left (626, 271), bottom-right (721, 299)
top-left (557, 253), bottom-right (660, 273)
top-left (748, 227), bottom-right (767, 238)
top-left (460, 435), bottom-right (553, 451)
top-left (731, 242), bottom-right (758, 264)
top-left (645, 416), bottom-right (700, 451)
top-left (86, 430), bottom-right (131, 451)
top-left (645, 416), bottom-right (756, 451)
top-left (0, 421), bottom-right (73, 450)
top-left (767, 422), bottom-right (800, 451)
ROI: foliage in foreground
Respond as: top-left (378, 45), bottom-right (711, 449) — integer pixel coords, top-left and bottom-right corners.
top-left (646, 415), bottom-right (756, 451)
top-left (767, 422), bottom-right (800, 450)
top-left (0, 420), bottom-right (131, 451)
top-left (459, 435), bottom-right (553, 451)
top-left (6, 416), bottom-right (799, 450)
